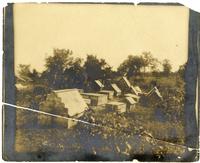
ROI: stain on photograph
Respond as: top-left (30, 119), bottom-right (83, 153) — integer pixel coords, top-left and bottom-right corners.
top-left (3, 3), bottom-right (199, 161)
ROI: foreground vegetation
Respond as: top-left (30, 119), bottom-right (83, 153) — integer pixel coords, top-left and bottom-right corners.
top-left (15, 48), bottom-right (187, 161)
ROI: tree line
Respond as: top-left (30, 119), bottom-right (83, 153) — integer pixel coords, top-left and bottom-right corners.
top-left (16, 48), bottom-right (186, 91)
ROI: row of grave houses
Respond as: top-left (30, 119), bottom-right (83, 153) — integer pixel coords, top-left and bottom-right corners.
top-left (37, 76), bottom-right (163, 128)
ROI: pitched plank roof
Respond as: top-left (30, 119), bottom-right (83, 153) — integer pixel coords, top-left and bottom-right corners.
top-left (53, 89), bottom-right (88, 117)
top-left (125, 96), bottom-right (137, 105)
top-left (124, 93), bottom-right (140, 99)
top-left (147, 87), bottom-right (163, 99)
top-left (122, 77), bottom-right (131, 88)
top-left (95, 80), bottom-right (104, 88)
top-left (130, 86), bottom-right (139, 95)
top-left (111, 83), bottom-right (122, 93)
top-left (135, 86), bottom-right (142, 93)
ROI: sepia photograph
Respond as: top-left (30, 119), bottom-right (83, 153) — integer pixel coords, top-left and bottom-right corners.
top-left (2, 3), bottom-right (199, 161)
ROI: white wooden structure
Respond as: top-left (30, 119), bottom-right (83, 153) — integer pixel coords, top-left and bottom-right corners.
top-left (39, 89), bottom-right (88, 129)
top-left (81, 93), bottom-right (108, 106)
top-left (99, 90), bottom-right (114, 99)
top-left (124, 93), bottom-right (140, 102)
top-left (125, 96), bottom-right (137, 112)
top-left (54, 89), bottom-right (88, 117)
top-left (130, 86), bottom-right (139, 95)
top-left (94, 80), bottom-right (104, 91)
top-left (135, 86), bottom-right (142, 94)
top-left (117, 77), bottom-right (131, 93)
top-left (106, 101), bottom-right (126, 113)
top-left (111, 83), bottom-right (122, 96)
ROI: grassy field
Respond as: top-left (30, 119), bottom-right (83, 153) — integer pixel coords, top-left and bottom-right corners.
top-left (15, 103), bottom-right (186, 161)
top-left (15, 127), bottom-right (187, 161)
top-left (15, 74), bottom-right (187, 161)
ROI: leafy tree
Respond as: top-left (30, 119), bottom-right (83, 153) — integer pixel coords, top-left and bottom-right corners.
top-left (17, 64), bottom-right (50, 102)
top-left (177, 63), bottom-right (186, 79)
top-left (17, 64), bottom-right (41, 85)
top-left (162, 59), bottom-right (172, 76)
top-left (63, 58), bottom-right (86, 88)
top-left (42, 49), bottom-right (73, 89)
top-left (17, 64), bottom-right (32, 83)
top-left (102, 66), bottom-right (114, 80)
top-left (84, 55), bottom-right (113, 81)
top-left (142, 52), bottom-right (161, 73)
top-left (117, 55), bottom-right (145, 78)
top-left (99, 58), bottom-right (115, 80)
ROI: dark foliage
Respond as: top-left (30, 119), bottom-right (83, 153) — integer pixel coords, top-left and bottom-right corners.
top-left (15, 48), bottom-right (187, 160)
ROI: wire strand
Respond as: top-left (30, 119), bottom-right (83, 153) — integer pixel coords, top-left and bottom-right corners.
top-left (2, 102), bottom-right (199, 152)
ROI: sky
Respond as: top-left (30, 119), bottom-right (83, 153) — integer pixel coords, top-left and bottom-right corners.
top-left (14, 4), bottom-right (189, 73)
